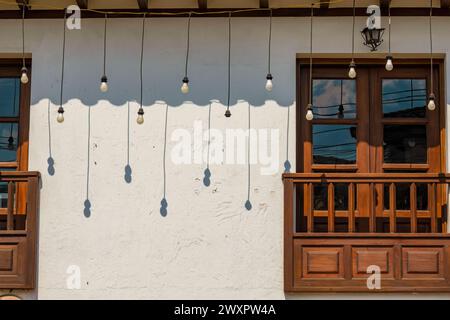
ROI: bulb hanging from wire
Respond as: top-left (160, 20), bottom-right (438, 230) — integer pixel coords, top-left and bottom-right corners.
top-left (427, 93), bottom-right (436, 111)
top-left (181, 77), bottom-right (189, 94)
top-left (348, 60), bottom-right (356, 79)
top-left (137, 14), bottom-right (146, 124)
top-left (137, 108), bottom-right (144, 124)
top-left (100, 14), bottom-right (108, 93)
top-left (385, 55), bottom-right (394, 71)
top-left (20, 67), bottom-right (29, 84)
top-left (427, 0), bottom-right (436, 112)
top-left (20, 3), bottom-right (28, 84)
top-left (265, 9), bottom-right (273, 92)
top-left (57, 106), bottom-right (65, 123)
top-left (305, 104), bottom-right (313, 121)
top-left (265, 74), bottom-right (273, 91)
top-left (100, 75), bottom-right (108, 92)
top-left (181, 13), bottom-right (192, 94)
top-left (57, 11), bottom-right (67, 124)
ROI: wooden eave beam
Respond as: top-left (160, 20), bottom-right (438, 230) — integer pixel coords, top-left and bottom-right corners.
top-left (198, 0), bottom-right (207, 10)
top-left (16, 0), bottom-right (28, 11)
top-left (441, 0), bottom-right (450, 8)
top-left (320, 0), bottom-right (329, 9)
top-left (137, 0), bottom-right (148, 10)
top-left (3, 7), bottom-right (450, 18)
top-left (76, 0), bottom-right (88, 9)
top-left (380, 0), bottom-right (391, 10)
top-left (260, 0), bottom-right (269, 9)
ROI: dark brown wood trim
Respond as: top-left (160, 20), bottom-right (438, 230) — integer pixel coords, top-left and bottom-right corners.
top-left (198, 0), bottom-right (207, 10)
top-left (260, 0), bottom-right (269, 9)
top-left (2, 7), bottom-right (450, 18)
top-left (136, 0), bottom-right (148, 11)
top-left (76, 0), bottom-right (88, 10)
top-left (441, 0), bottom-right (450, 9)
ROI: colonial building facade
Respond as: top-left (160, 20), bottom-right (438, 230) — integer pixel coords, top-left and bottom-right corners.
top-left (1, 0), bottom-right (450, 299)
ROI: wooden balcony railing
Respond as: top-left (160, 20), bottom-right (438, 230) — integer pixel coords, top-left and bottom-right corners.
top-left (0, 171), bottom-right (40, 289)
top-left (283, 173), bottom-right (450, 292)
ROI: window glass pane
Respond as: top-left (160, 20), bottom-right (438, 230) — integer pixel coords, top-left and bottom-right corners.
top-left (382, 79), bottom-right (426, 118)
top-left (313, 125), bottom-right (357, 164)
top-left (383, 125), bottom-right (427, 163)
top-left (0, 78), bottom-right (20, 117)
top-left (313, 79), bottom-right (356, 119)
top-left (0, 123), bottom-right (18, 162)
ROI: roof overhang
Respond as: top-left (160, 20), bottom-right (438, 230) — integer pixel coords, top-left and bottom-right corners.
top-left (4, 0), bottom-right (450, 18)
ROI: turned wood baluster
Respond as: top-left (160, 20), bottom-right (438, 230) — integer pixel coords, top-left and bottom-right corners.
top-left (348, 183), bottom-right (355, 233)
top-left (369, 183), bottom-right (376, 233)
top-left (389, 183), bottom-right (396, 233)
top-left (328, 183), bottom-right (335, 233)
top-left (430, 182), bottom-right (437, 233)
top-left (307, 182), bottom-right (313, 233)
top-left (6, 181), bottom-right (15, 230)
top-left (410, 183), bottom-right (417, 233)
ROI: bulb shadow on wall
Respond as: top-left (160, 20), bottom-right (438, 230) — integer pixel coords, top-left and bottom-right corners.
top-left (124, 102), bottom-right (132, 184)
top-left (47, 100), bottom-right (55, 176)
top-left (84, 106), bottom-right (92, 218)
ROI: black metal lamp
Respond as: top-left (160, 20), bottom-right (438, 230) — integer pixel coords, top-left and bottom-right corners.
top-left (361, 26), bottom-right (385, 51)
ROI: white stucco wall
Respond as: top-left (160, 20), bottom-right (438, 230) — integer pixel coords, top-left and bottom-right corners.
top-left (0, 16), bottom-right (449, 299)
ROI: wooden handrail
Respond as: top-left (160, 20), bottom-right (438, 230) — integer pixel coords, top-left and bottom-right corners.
top-left (283, 172), bottom-right (450, 183)
top-left (284, 172), bottom-right (449, 235)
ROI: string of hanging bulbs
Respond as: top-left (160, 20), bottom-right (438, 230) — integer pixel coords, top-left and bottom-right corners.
top-left (15, 0), bottom-right (437, 124)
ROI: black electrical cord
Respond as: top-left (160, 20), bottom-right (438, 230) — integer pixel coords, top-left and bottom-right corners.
top-left (225, 12), bottom-right (232, 117)
top-left (58, 11), bottom-right (67, 118)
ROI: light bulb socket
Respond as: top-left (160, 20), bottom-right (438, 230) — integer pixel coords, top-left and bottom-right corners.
top-left (21, 67), bottom-right (27, 74)
top-left (224, 109), bottom-right (231, 118)
top-left (349, 61), bottom-right (356, 68)
top-left (182, 77), bottom-right (189, 84)
top-left (429, 93), bottom-right (436, 101)
top-left (307, 103), bottom-right (313, 112)
top-left (138, 108), bottom-right (144, 116)
top-left (101, 75), bottom-right (108, 83)
top-left (266, 73), bottom-right (273, 80)
top-left (386, 55), bottom-right (393, 62)
top-left (57, 106), bottom-right (64, 114)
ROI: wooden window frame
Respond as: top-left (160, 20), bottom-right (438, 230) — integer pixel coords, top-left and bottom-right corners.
top-left (284, 53), bottom-right (450, 292)
top-left (0, 58), bottom-right (31, 216)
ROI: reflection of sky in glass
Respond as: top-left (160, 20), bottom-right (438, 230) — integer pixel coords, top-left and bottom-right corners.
top-left (0, 123), bottom-right (18, 162)
top-left (313, 79), bottom-right (356, 119)
top-left (0, 78), bottom-right (20, 117)
top-left (313, 125), bottom-right (357, 164)
top-left (382, 79), bottom-right (426, 118)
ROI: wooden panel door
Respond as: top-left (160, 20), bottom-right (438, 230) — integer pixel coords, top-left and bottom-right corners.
top-left (298, 61), bottom-right (444, 232)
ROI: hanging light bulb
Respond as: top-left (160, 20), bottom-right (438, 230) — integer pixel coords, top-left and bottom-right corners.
top-left (265, 74), bottom-right (273, 91)
top-left (305, 104), bottom-right (314, 121)
top-left (385, 55), bottom-right (394, 71)
top-left (181, 77), bottom-right (189, 94)
top-left (348, 61), bottom-right (357, 79)
top-left (137, 108), bottom-right (144, 124)
top-left (20, 67), bottom-right (29, 84)
top-left (100, 75), bottom-right (108, 92)
top-left (57, 106), bottom-right (64, 123)
top-left (427, 93), bottom-right (436, 111)
top-left (20, 4), bottom-right (28, 85)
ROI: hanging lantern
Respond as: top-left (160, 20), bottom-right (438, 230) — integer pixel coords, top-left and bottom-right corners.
top-left (361, 26), bottom-right (385, 52)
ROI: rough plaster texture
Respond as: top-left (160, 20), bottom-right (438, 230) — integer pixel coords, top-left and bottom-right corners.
top-left (0, 16), bottom-right (448, 299)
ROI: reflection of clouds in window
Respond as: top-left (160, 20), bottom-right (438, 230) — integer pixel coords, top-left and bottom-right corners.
top-left (313, 79), bottom-right (356, 118)
top-left (382, 79), bottom-right (426, 118)
top-left (313, 125), bottom-right (357, 164)
top-left (0, 79), bottom-right (20, 117)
